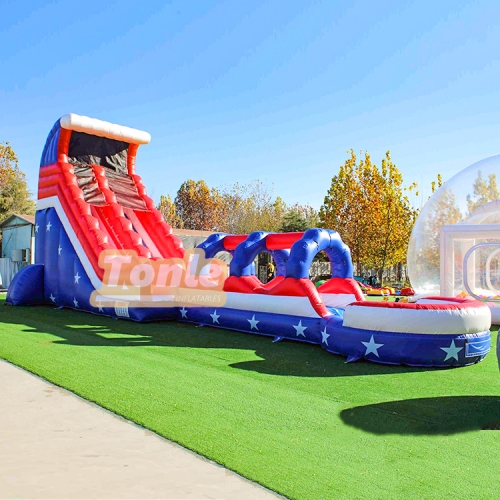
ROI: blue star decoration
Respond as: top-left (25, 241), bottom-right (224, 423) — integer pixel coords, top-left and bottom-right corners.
top-left (74, 272), bottom-right (81, 284)
top-left (293, 320), bottom-right (307, 337)
top-left (361, 335), bottom-right (384, 357)
top-left (321, 327), bottom-right (330, 345)
top-left (210, 310), bottom-right (220, 324)
top-left (440, 340), bottom-right (463, 361)
top-left (248, 315), bottom-right (259, 330)
top-left (180, 307), bottom-right (188, 318)
top-left (73, 298), bottom-right (79, 308)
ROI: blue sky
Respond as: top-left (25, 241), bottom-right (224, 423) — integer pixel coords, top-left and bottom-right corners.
top-left (1, 0), bottom-right (500, 210)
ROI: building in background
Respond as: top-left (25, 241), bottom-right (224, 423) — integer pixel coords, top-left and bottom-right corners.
top-left (0, 214), bottom-right (35, 289)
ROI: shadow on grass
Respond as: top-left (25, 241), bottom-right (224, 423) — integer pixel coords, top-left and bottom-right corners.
top-left (1, 303), bottom-right (440, 378)
top-left (340, 396), bottom-right (500, 434)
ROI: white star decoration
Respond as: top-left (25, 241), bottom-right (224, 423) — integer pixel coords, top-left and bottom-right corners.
top-left (46, 221), bottom-right (52, 231)
top-left (35, 224), bottom-right (39, 233)
top-left (210, 310), bottom-right (220, 324)
top-left (74, 272), bottom-right (81, 284)
top-left (361, 335), bottom-right (384, 357)
top-left (180, 307), bottom-right (188, 318)
top-left (293, 320), bottom-right (307, 337)
top-left (49, 294), bottom-right (56, 302)
top-left (73, 298), bottom-right (79, 308)
top-left (248, 315), bottom-right (259, 330)
top-left (440, 340), bottom-right (463, 361)
top-left (58, 245), bottom-right (62, 255)
top-left (98, 305), bottom-right (104, 312)
top-left (321, 327), bottom-right (330, 345)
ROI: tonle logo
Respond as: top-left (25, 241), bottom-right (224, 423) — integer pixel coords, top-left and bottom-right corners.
top-left (90, 248), bottom-right (228, 308)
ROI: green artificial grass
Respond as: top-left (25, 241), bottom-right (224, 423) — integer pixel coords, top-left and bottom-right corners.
top-left (0, 295), bottom-right (499, 499)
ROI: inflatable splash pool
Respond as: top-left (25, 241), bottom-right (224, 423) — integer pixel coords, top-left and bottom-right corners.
top-left (7, 114), bottom-right (492, 367)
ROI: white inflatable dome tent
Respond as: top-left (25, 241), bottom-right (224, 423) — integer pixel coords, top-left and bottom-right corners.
top-left (407, 154), bottom-right (500, 324)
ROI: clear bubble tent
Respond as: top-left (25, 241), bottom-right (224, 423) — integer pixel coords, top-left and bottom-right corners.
top-left (407, 154), bottom-right (500, 323)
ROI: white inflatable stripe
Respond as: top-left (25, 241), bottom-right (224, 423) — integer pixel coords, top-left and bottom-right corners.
top-left (225, 292), bottom-right (322, 318)
top-left (343, 303), bottom-right (491, 335)
top-left (320, 293), bottom-right (357, 308)
top-left (60, 114), bottom-right (151, 145)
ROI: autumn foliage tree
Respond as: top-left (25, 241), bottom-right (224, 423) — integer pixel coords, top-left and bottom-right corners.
top-left (158, 179), bottom-right (293, 234)
top-left (0, 142), bottom-right (36, 223)
top-left (157, 194), bottom-right (184, 229)
top-left (172, 179), bottom-right (226, 231)
top-left (319, 150), bottom-right (375, 273)
top-left (320, 150), bottom-right (418, 283)
top-left (365, 152), bottom-right (419, 283)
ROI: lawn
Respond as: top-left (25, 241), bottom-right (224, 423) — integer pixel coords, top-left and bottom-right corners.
top-left (0, 295), bottom-right (499, 499)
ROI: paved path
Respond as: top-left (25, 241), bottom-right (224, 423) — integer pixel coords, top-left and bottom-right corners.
top-left (0, 360), bottom-right (284, 499)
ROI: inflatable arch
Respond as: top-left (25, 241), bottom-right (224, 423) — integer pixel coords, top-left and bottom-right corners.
top-left (7, 114), bottom-right (492, 367)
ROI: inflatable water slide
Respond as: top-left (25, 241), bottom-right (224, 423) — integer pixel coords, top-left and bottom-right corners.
top-left (7, 114), bottom-right (492, 367)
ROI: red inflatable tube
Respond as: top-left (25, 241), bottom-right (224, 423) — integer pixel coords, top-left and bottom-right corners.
top-left (223, 235), bottom-right (248, 250)
top-left (266, 232), bottom-right (304, 250)
top-left (39, 164), bottom-right (62, 177)
top-left (127, 143), bottom-right (139, 175)
top-left (57, 128), bottom-right (72, 163)
top-left (348, 296), bottom-right (486, 311)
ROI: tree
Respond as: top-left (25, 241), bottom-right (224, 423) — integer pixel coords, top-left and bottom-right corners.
top-left (279, 211), bottom-right (309, 232)
top-left (364, 152), bottom-right (419, 284)
top-left (319, 150), bottom-right (419, 284)
top-left (0, 142), bottom-right (36, 223)
top-left (431, 173), bottom-right (443, 194)
top-left (218, 180), bottom-right (288, 234)
top-left (157, 194), bottom-right (184, 229)
top-left (160, 178), bottom-right (313, 235)
top-left (279, 204), bottom-right (318, 232)
top-left (319, 150), bottom-right (375, 273)
top-left (466, 170), bottom-right (499, 215)
top-left (237, 181), bottom-right (285, 233)
top-left (173, 179), bottom-right (225, 231)
top-left (285, 203), bottom-right (319, 229)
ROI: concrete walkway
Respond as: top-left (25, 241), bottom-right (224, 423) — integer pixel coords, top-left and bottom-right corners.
top-left (0, 360), bottom-right (284, 499)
